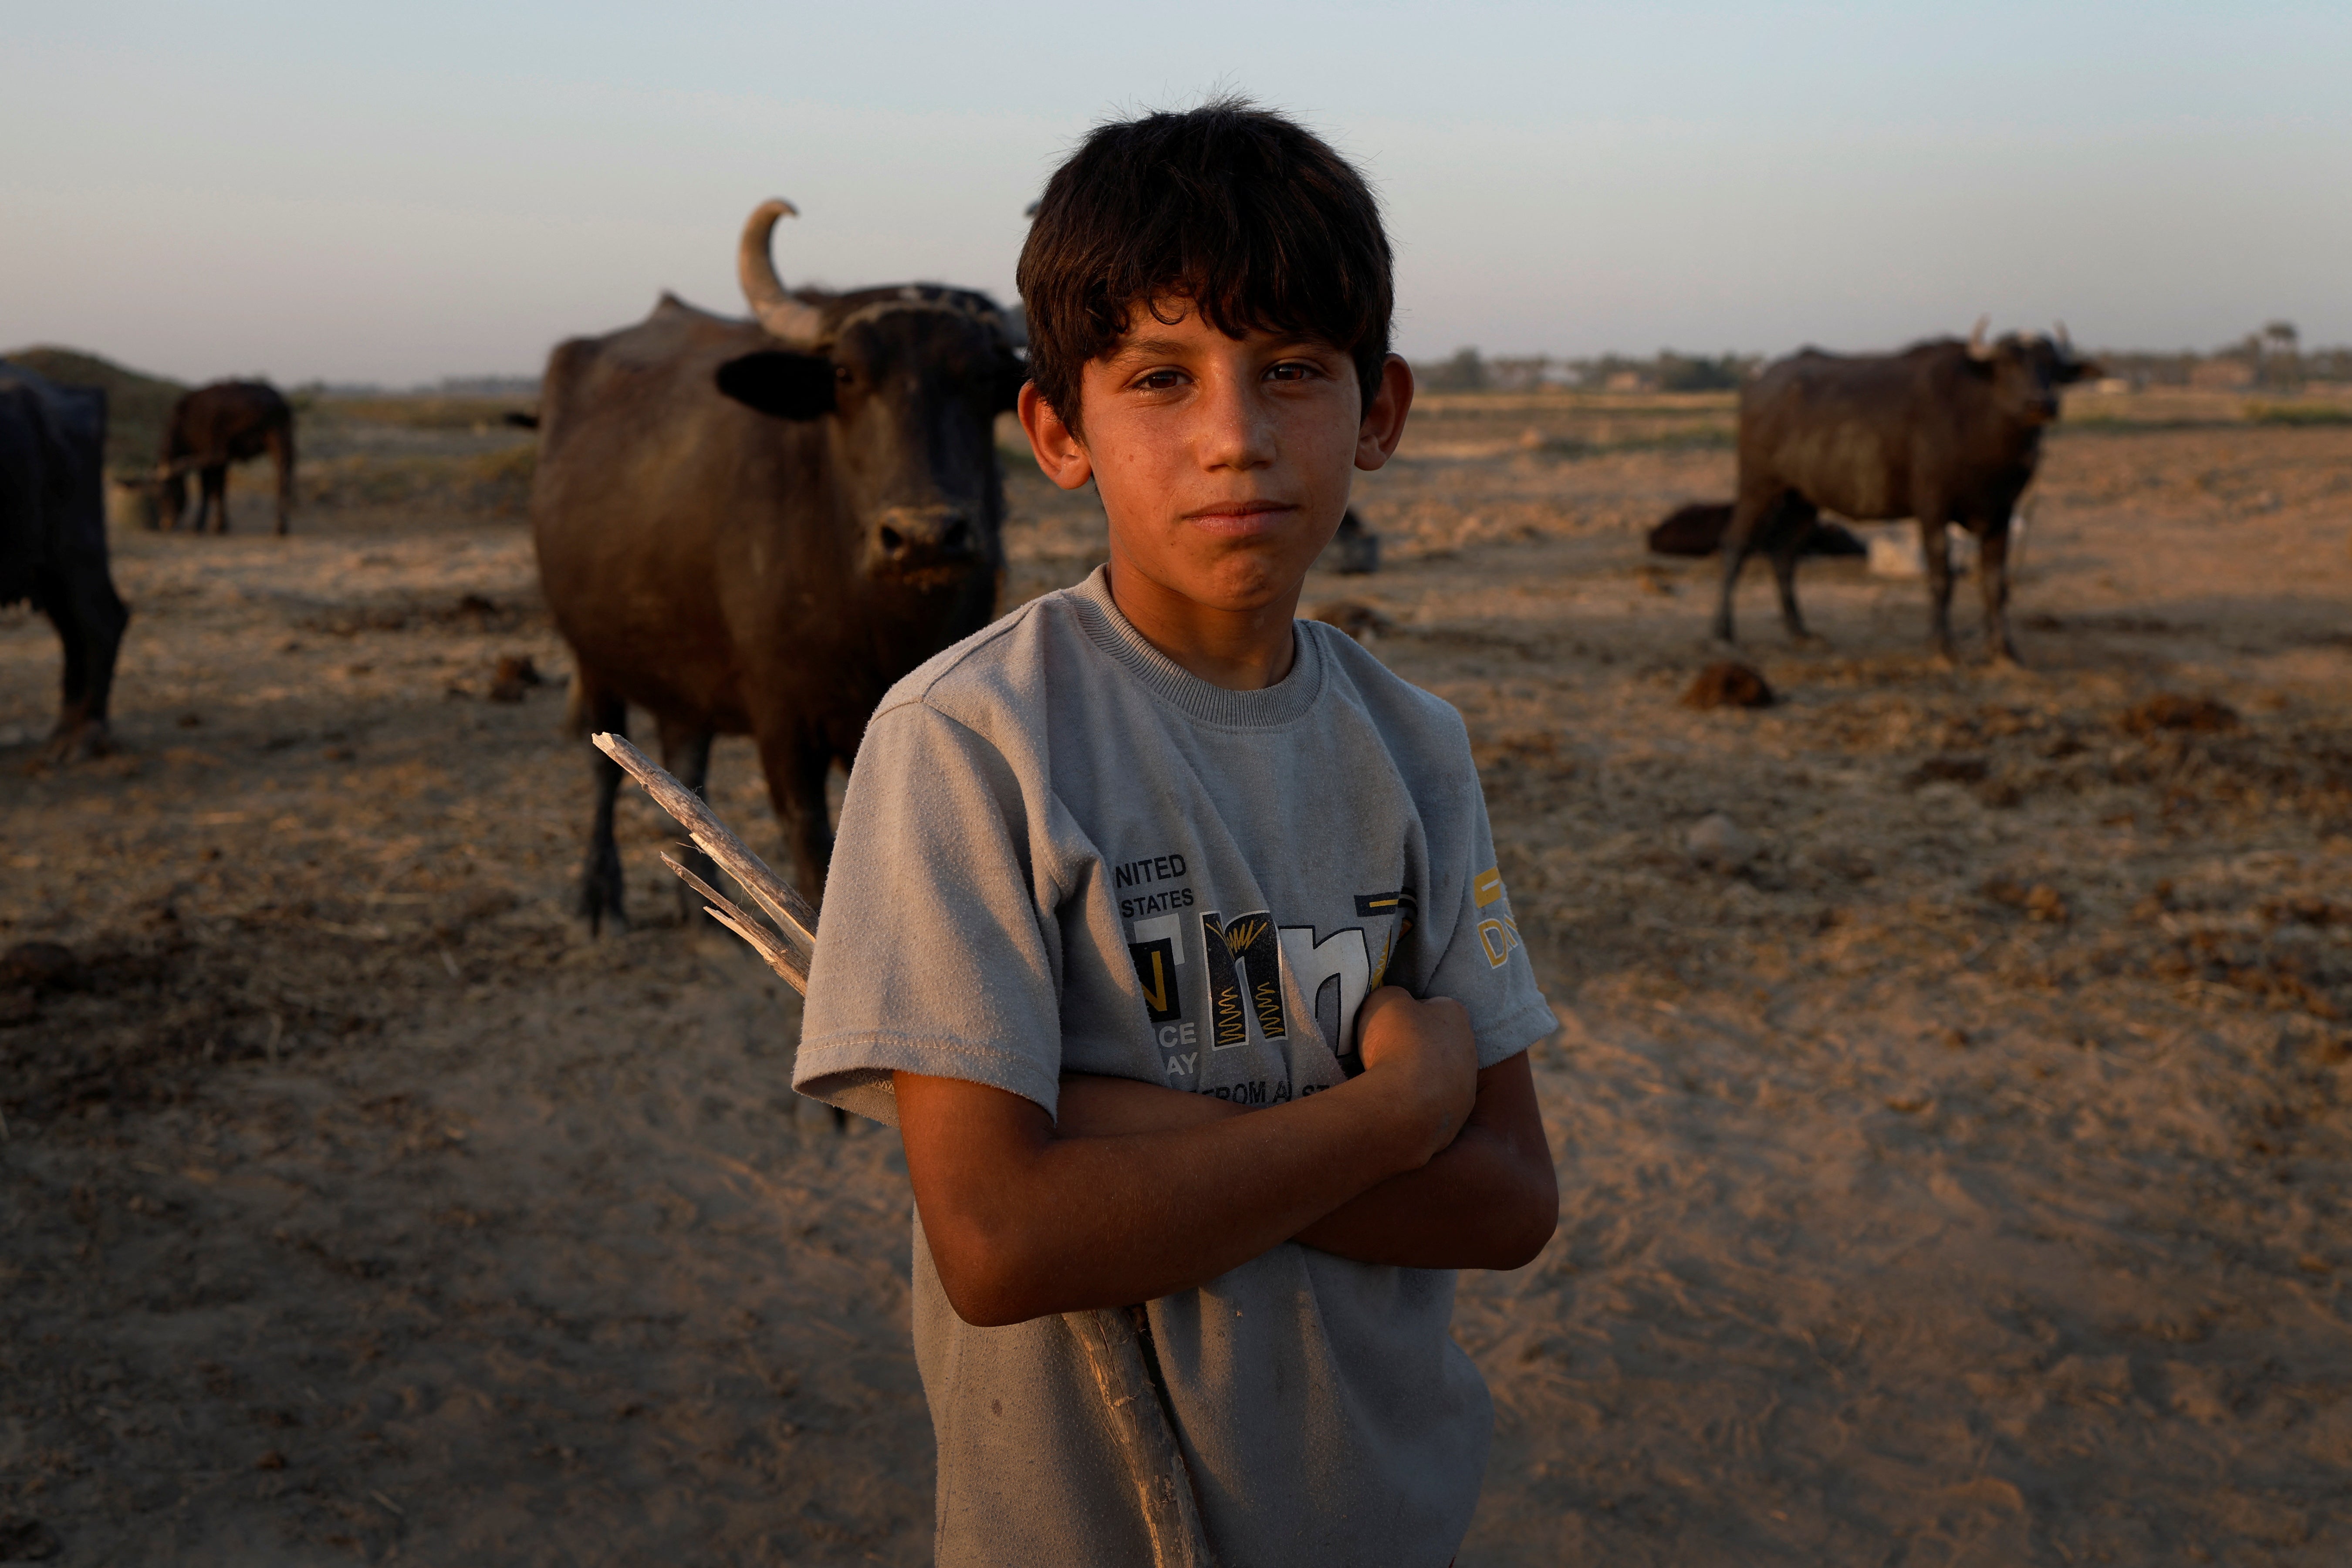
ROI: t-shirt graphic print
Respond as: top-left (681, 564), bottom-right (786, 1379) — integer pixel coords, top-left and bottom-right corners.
top-left (1122, 857), bottom-right (1413, 1095)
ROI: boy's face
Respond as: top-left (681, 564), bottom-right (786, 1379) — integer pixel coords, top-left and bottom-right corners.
top-left (1019, 301), bottom-right (1411, 618)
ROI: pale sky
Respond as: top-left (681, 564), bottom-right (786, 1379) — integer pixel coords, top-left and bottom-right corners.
top-left (4, 1), bottom-right (2345, 385)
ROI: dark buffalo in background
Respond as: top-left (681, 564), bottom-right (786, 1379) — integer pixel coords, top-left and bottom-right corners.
top-left (1713, 321), bottom-right (2094, 662)
top-left (0, 361), bottom-right (130, 759)
top-left (1649, 500), bottom-right (1864, 560)
top-left (1325, 507), bottom-right (1379, 574)
top-left (532, 199), bottom-right (1024, 928)
top-left (161, 378), bottom-right (296, 534)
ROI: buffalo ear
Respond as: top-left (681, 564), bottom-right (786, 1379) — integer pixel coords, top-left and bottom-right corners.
top-left (716, 351), bottom-right (837, 420)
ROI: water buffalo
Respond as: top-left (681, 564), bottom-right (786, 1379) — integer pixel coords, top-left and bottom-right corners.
top-left (1713, 321), bottom-right (2094, 662)
top-left (161, 379), bottom-right (295, 534)
top-left (1, 362), bottom-right (130, 759)
top-left (1649, 500), bottom-right (1864, 559)
top-left (532, 199), bottom-right (1023, 929)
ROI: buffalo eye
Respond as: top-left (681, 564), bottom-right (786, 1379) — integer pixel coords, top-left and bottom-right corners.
top-left (716, 351), bottom-right (838, 420)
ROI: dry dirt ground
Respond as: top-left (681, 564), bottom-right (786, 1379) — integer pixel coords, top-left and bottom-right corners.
top-left (4, 390), bottom-right (2351, 1565)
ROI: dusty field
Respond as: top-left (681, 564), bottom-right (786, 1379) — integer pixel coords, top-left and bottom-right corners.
top-left (4, 391), bottom-right (2351, 1565)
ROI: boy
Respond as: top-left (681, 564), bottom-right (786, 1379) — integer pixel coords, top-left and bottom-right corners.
top-left (794, 99), bottom-right (1559, 1567)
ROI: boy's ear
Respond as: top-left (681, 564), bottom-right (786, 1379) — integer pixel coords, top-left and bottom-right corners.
top-left (1017, 381), bottom-right (1094, 491)
top-left (1354, 354), bottom-right (1415, 473)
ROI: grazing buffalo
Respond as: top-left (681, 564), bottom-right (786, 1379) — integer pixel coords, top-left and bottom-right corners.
top-left (532, 199), bottom-right (1024, 928)
top-left (161, 379), bottom-right (295, 534)
top-left (0, 362), bottom-right (130, 759)
top-left (1713, 321), bottom-right (2094, 662)
top-left (1649, 500), bottom-right (1864, 560)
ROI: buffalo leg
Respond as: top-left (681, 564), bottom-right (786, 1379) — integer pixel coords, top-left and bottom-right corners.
top-left (1977, 520), bottom-right (2018, 665)
top-left (1711, 489), bottom-right (1780, 644)
top-left (35, 561), bottom-right (130, 761)
top-left (1918, 512), bottom-right (1958, 661)
top-left (756, 726), bottom-right (837, 909)
top-left (658, 718), bottom-right (718, 925)
top-left (1767, 495), bottom-right (1821, 643)
top-left (270, 426), bottom-right (295, 535)
top-left (580, 686), bottom-right (630, 934)
top-left (197, 464), bottom-right (230, 534)
top-left (755, 726), bottom-right (847, 1129)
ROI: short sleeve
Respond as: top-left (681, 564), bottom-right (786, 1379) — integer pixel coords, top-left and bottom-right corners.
top-left (1419, 774), bottom-right (1556, 1069)
top-left (793, 701), bottom-right (1065, 1125)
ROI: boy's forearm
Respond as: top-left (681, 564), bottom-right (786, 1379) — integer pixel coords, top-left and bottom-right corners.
top-left (897, 1063), bottom-right (1462, 1327)
top-left (1054, 1071), bottom-right (1247, 1135)
top-left (1292, 1121), bottom-right (1555, 1269)
top-left (1059, 1054), bottom-right (1558, 1272)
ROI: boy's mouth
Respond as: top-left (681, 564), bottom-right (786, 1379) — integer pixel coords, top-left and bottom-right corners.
top-left (1183, 500), bottom-right (1298, 538)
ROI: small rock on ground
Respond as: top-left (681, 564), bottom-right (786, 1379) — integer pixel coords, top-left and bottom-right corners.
top-left (1686, 811), bottom-right (1757, 871)
top-left (1684, 662), bottom-right (1775, 710)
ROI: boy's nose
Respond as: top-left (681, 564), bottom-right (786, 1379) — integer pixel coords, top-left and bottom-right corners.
top-left (1197, 376), bottom-right (1277, 470)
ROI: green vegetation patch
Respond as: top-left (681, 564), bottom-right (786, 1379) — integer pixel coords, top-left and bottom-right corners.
top-left (2245, 401), bottom-right (2352, 427)
top-left (2, 344), bottom-right (188, 473)
top-left (312, 394), bottom-right (534, 432)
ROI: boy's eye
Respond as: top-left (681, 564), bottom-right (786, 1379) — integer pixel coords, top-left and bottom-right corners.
top-left (1133, 369), bottom-right (1187, 391)
top-left (1265, 361), bottom-right (1320, 382)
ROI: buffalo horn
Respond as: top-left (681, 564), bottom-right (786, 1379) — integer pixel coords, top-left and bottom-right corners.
top-left (1967, 315), bottom-right (1994, 361)
top-left (738, 199), bottom-right (828, 345)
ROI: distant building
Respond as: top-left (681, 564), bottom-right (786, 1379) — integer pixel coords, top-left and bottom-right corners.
top-left (2189, 359), bottom-right (2255, 390)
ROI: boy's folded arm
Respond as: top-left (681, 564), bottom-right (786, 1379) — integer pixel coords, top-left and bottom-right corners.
top-left (1053, 1071), bottom-right (1247, 1135)
top-left (896, 1024), bottom-right (1476, 1327)
top-left (1290, 1050), bottom-right (1557, 1270)
top-left (1053, 1058), bottom-right (1555, 1271)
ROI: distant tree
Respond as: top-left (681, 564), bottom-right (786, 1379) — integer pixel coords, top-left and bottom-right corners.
top-left (1653, 351), bottom-right (1755, 392)
top-left (2094, 349), bottom-right (2196, 388)
top-left (435, 374), bottom-right (541, 398)
top-left (1563, 354), bottom-right (1649, 391)
top-left (1415, 346), bottom-right (1491, 393)
top-left (1485, 355), bottom-right (1555, 392)
top-left (2258, 321), bottom-right (2303, 389)
top-left (2302, 345), bottom-right (2352, 383)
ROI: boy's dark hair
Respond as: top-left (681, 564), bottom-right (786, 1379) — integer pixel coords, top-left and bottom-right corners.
top-left (1017, 98), bottom-right (1392, 436)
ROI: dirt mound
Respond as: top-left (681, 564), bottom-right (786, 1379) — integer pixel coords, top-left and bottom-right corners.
top-left (1682, 660), bottom-right (1774, 708)
top-left (2123, 691), bottom-right (2242, 734)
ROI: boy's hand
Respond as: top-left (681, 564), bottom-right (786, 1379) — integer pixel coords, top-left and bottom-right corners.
top-left (1354, 986), bottom-right (1478, 1165)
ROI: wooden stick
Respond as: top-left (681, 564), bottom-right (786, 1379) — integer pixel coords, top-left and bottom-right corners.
top-left (591, 732), bottom-right (817, 953)
top-left (1068, 1306), bottom-right (1218, 1568)
top-left (659, 852), bottom-right (808, 991)
top-left (591, 728), bottom-right (1216, 1568)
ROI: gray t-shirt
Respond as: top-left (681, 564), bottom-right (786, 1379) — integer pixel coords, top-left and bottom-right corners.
top-left (796, 567), bottom-right (1555, 1568)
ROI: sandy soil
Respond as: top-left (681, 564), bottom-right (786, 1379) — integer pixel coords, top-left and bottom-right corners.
top-left (4, 395), bottom-right (2351, 1565)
